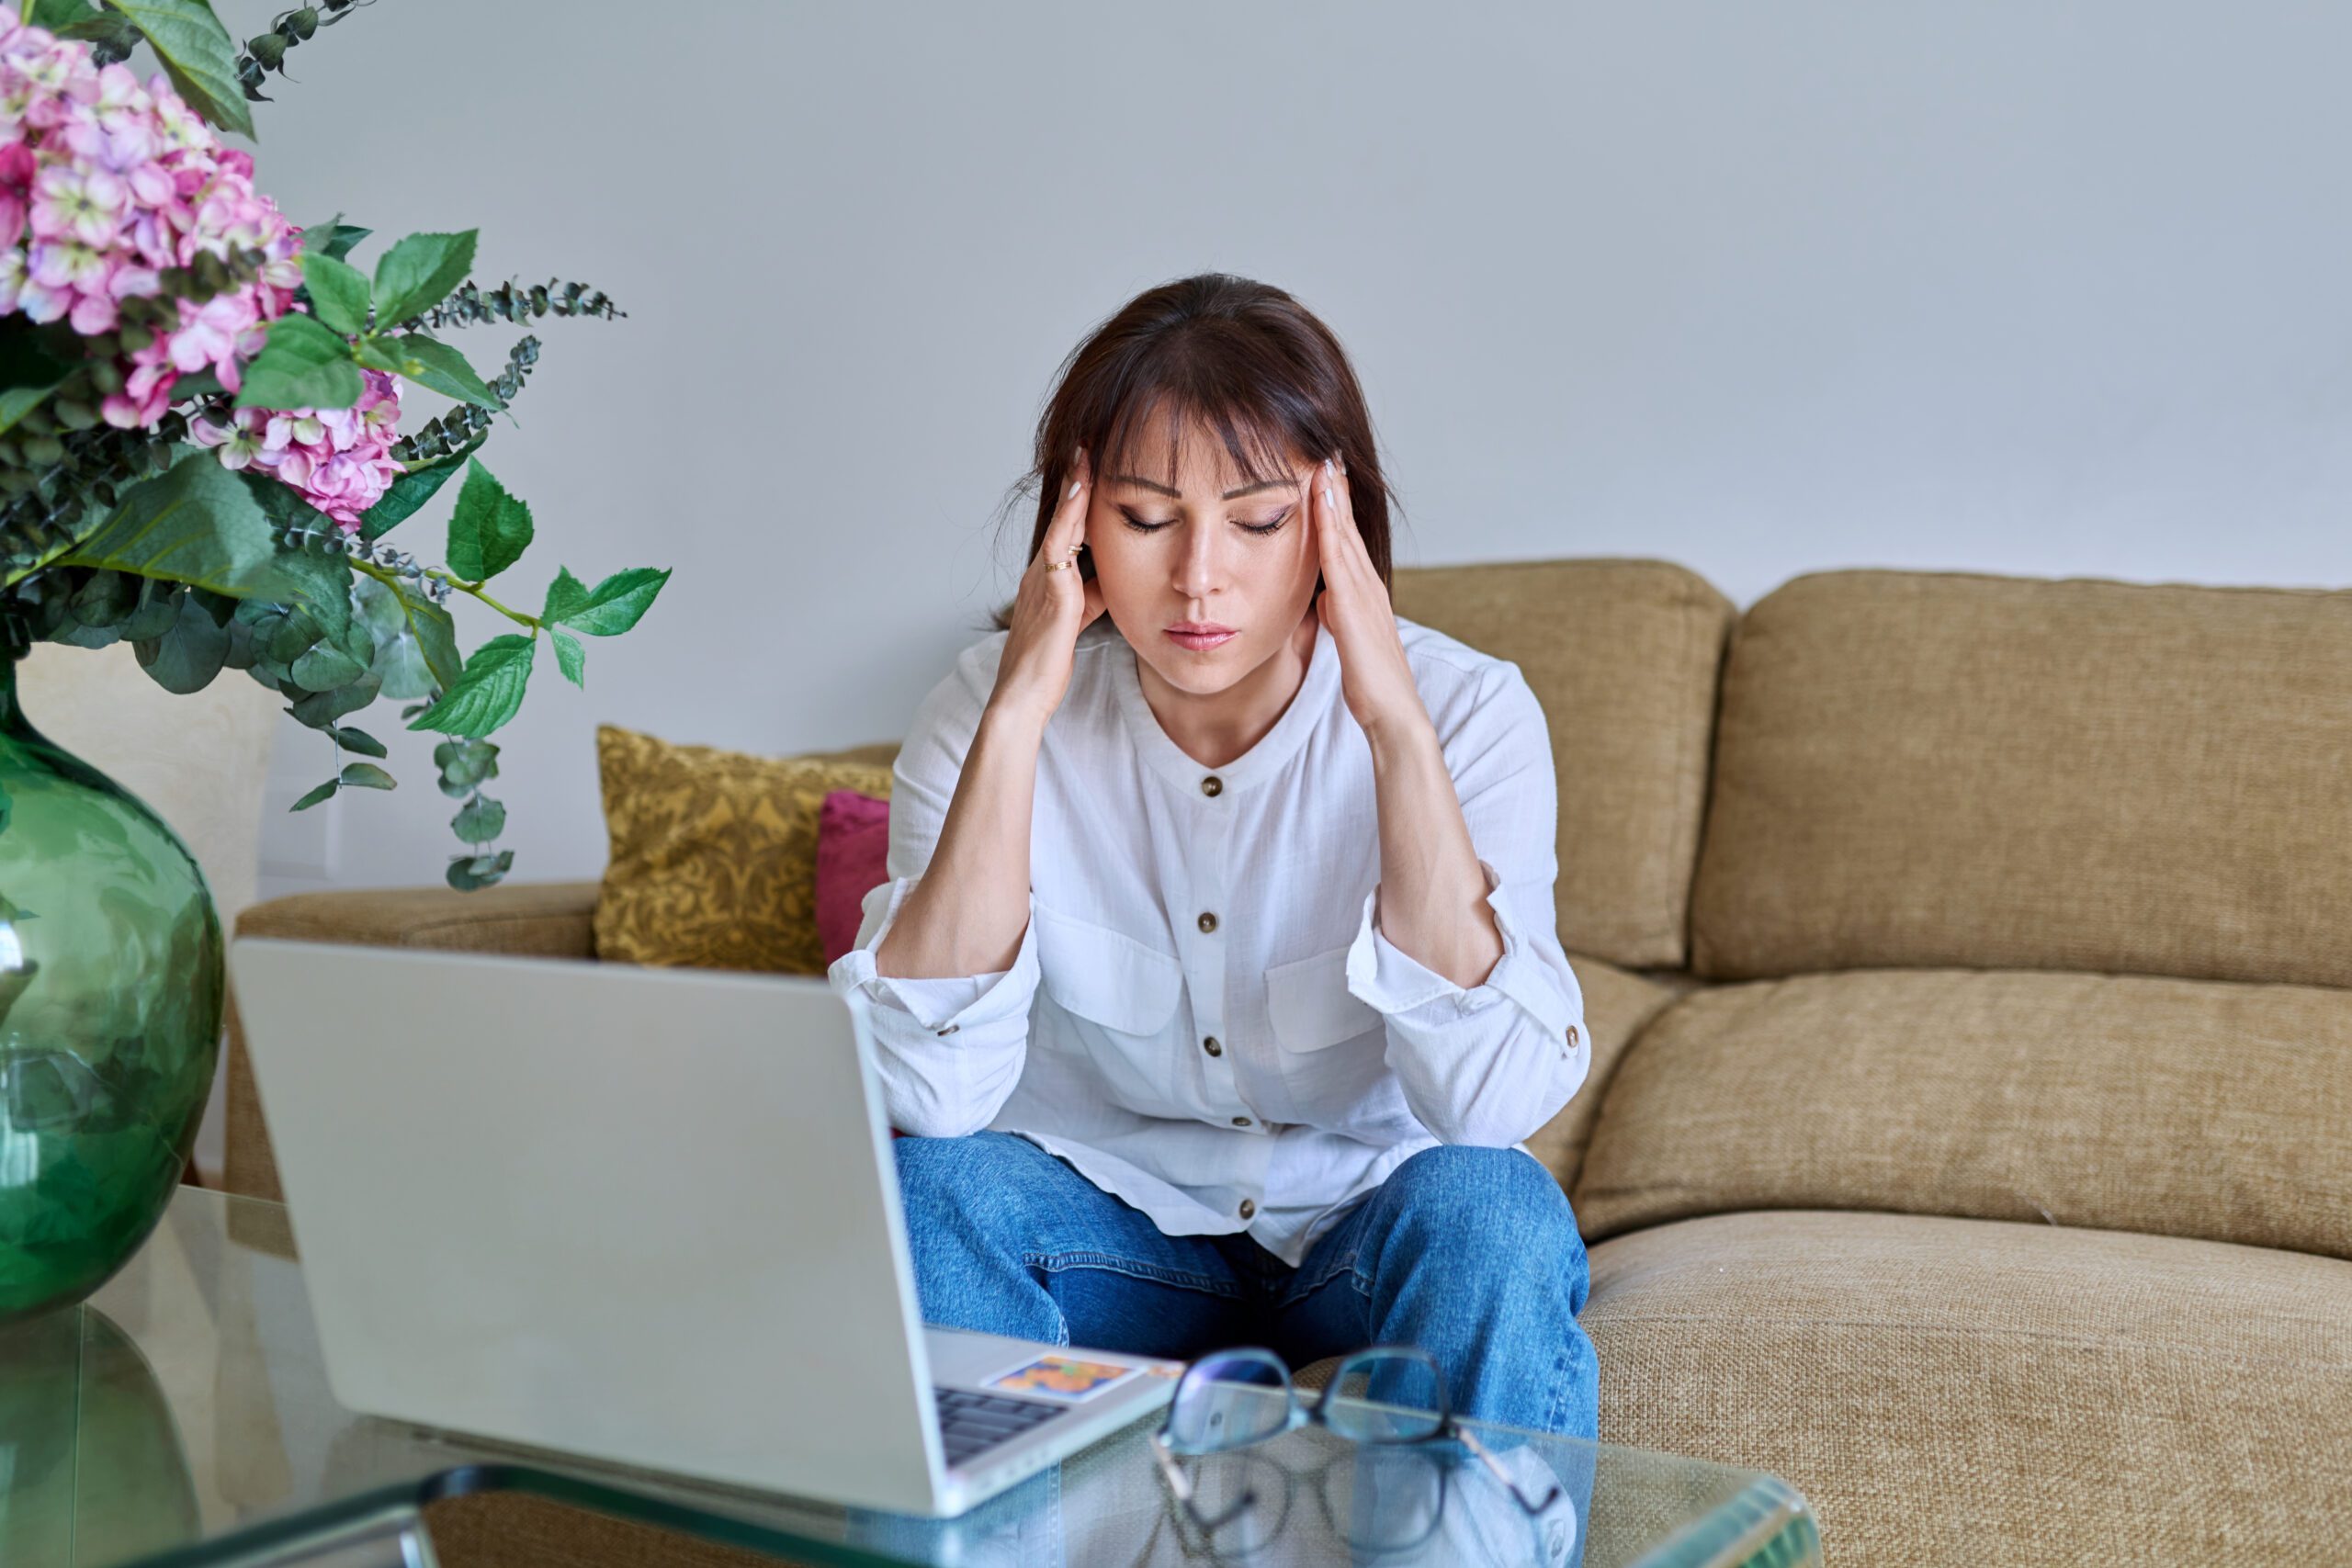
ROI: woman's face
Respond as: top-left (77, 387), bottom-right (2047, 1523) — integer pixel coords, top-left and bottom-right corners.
top-left (1086, 414), bottom-right (1322, 700)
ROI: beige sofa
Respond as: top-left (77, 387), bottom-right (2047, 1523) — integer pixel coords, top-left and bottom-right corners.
top-left (223, 558), bottom-right (2352, 1563)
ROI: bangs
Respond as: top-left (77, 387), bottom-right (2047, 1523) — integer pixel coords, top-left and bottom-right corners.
top-left (1096, 378), bottom-right (1311, 496)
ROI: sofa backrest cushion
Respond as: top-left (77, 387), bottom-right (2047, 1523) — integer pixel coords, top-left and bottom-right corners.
top-left (1392, 558), bottom-right (1735, 971)
top-left (1689, 569), bottom-right (2352, 987)
top-left (1573, 966), bottom-right (2352, 1260)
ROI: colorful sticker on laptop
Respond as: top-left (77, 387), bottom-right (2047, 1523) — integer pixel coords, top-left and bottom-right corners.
top-left (987, 1355), bottom-right (1137, 1400)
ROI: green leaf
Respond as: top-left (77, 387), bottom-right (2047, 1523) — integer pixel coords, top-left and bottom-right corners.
top-left (445, 459), bottom-right (532, 582)
top-left (231, 473), bottom-right (357, 641)
top-left (118, 577), bottom-right (184, 640)
top-left (28, 0), bottom-right (101, 25)
top-left (337, 761), bottom-right (396, 792)
top-left (168, 367), bottom-right (225, 403)
top-left (357, 455), bottom-right (464, 541)
top-left (434, 738), bottom-right (499, 791)
top-left (289, 638), bottom-right (368, 692)
top-left (131, 587), bottom-right (232, 694)
top-left (233, 313), bottom-right (361, 411)
top-left (0, 323), bottom-right (72, 437)
top-left (452, 795), bottom-right (505, 844)
top-left (55, 14), bottom-right (142, 55)
top-left (300, 252), bottom-right (371, 337)
top-left (283, 668), bottom-right (379, 728)
top-left (262, 605), bottom-right (323, 667)
top-left (540, 566), bottom-right (587, 624)
top-left (372, 231), bottom-right (477, 327)
top-left (69, 569), bottom-right (138, 628)
top-left (328, 724), bottom-right (387, 759)
top-left (49, 619), bottom-right (122, 649)
top-left (351, 572), bottom-right (461, 701)
top-left (290, 779), bottom-right (339, 812)
top-left (406, 634), bottom-right (533, 739)
top-left (446, 849), bottom-right (514, 892)
top-left (356, 333), bottom-right (499, 410)
top-left (550, 626), bottom-right (584, 687)
top-left (107, 0), bottom-right (254, 140)
top-left (300, 216), bottom-right (372, 264)
top-left (548, 566), bottom-right (670, 637)
top-left (57, 454), bottom-right (275, 595)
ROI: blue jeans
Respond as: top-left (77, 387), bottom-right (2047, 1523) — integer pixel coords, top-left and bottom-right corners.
top-left (892, 1132), bottom-right (1600, 1441)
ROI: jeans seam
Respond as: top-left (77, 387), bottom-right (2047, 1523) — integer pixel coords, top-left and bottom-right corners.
top-left (1541, 1343), bottom-right (1571, 1433)
top-left (1272, 1249), bottom-right (1362, 1312)
top-left (1023, 1249), bottom-right (1251, 1299)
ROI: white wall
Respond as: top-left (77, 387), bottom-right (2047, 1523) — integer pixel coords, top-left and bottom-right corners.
top-left (229, 0), bottom-right (2352, 898)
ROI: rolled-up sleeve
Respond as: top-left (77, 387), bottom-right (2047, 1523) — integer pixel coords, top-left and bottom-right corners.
top-left (823, 643), bottom-right (1041, 1137)
top-left (1340, 664), bottom-right (1591, 1147)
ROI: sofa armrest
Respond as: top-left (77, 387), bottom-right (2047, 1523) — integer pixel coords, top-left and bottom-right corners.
top-left (222, 880), bottom-right (603, 1203)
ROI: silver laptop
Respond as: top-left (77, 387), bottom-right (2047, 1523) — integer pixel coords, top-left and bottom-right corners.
top-left (226, 936), bottom-right (1182, 1517)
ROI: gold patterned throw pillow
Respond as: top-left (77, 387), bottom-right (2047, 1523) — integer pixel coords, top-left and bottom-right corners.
top-left (593, 724), bottom-right (894, 974)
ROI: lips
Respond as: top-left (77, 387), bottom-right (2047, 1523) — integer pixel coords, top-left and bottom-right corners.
top-left (1166, 625), bottom-right (1237, 650)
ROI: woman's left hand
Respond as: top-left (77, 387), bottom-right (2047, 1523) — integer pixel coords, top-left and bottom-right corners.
top-left (1314, 457), bottom-right (1426, 744)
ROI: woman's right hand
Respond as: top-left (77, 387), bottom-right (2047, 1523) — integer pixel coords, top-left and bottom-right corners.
top-left (989, 446), bottom-right (1107, 729)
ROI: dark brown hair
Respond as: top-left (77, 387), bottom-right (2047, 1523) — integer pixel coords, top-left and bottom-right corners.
top-left (987, 273), bottom-right (1396, 632)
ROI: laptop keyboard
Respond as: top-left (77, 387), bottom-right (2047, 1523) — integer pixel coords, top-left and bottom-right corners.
top-left (933, 1386), bottom-right (1064, 1469)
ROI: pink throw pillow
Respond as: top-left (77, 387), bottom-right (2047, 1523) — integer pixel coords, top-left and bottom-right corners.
top-left (816, 788), bottom-right (892, 967)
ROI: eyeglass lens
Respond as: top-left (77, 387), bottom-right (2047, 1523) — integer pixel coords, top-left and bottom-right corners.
top-left (1166, 1350), bottom-right (1294, 1452)
top-left (1325, 1349), bottom-right (1447, 1442)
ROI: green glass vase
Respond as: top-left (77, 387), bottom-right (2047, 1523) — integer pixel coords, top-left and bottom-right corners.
top-left (0, 631), bottom-right (221, 1324)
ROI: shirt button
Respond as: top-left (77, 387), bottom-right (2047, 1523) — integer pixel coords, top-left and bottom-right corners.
top-left (1203, 1036), bottom-right (1223, 1056)
top-left (1201, 775), bottom-right (1223, 797)
top-left (1231, 1115), bottom-right (1251, 1127)
top-left (1566, 1024), bottom-right (1580, 1046)
top-left (1238, 1199), bottom-right (1257, 1220)
top-left (1197, 911), bottom-right (1218, 934)
top-left (936, 1023), bottom-right (959, 1037)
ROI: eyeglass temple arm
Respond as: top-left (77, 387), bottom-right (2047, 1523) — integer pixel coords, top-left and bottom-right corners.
top-left (1149, 1432), bottom-right (1198, 1505)
top-left (1451, 1422), bottom-right (1565, 1515)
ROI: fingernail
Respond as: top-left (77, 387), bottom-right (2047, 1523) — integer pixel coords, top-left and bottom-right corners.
top-left (1324, 457), bottom-right (1334, 477)
top-left (1069, 478), bottom-right (1082, 498)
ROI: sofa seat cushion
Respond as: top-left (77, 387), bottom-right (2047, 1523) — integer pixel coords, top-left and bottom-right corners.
top-left (1584, 1210), bottom-right (2352, 1564)
top-left (1572, 967), bottom-right (2352, 1260)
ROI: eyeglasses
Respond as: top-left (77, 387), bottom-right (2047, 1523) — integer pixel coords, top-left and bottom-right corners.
top-left (1147, 1346), bottom-right (1563, 1556)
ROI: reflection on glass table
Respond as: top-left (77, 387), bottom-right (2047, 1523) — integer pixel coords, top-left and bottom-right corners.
top-left (0, 1186), bottom-right (1822, 1568)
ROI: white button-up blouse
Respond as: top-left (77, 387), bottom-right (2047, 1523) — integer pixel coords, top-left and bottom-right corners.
top-left (825, 614), bottom-right (1591, 1267)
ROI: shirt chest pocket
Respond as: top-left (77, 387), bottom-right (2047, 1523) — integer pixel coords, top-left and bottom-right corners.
top-left (1035, 904), bottom-right (1188, 1110)
top-left (1263, 945), bottom-right (1385, 1055)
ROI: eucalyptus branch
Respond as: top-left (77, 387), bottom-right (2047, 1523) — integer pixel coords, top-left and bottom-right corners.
top-left (235, 0), bottom-right (382, 102)
top-left (0, 414), bottom-right (187, 582)
top-left (386, 413), bottom-right (489, 471)
top-left (346, 553), bottom-right (533, 631)
top-left (387, 335), bottom-right (538, 468)
top-left (394, 277), bottom-right (625, 333)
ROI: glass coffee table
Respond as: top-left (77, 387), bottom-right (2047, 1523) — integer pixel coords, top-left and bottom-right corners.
top-left (0, 1187), bottom-right (1820, 1567)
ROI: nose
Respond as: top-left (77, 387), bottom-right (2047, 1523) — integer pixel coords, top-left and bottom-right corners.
top-left (1172, 521), bottom-right (1229, 604)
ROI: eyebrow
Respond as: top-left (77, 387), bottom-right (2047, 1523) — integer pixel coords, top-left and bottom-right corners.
top-left (1109, 473), bottom-right (1296, 502)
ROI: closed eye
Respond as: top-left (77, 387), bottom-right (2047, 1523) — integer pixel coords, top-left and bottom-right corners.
top-left (1120, 508), bottom-right (1293, 537)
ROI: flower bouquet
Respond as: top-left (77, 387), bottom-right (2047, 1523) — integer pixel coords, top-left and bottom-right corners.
top-left (2, 0), bottom-right (666, 889)
top-left (0, 0), bottom-right (668, 1321)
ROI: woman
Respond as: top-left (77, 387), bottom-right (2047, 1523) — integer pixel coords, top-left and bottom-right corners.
top-left (826, 273), bottom-right (1598, 1441)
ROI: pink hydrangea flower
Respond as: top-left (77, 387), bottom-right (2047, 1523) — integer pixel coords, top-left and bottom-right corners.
top-left (1, 4), bottom-right (335, 468)
top-left (191, 367), bottom-right (407, 530)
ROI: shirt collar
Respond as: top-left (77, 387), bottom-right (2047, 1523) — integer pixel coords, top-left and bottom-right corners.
top-left (1108, 617), bottom-right (1340, 795)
